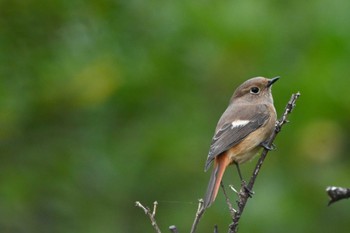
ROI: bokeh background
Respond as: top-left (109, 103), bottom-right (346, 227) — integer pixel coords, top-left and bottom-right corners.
top-left (1, 0), bottom-right (350, 232)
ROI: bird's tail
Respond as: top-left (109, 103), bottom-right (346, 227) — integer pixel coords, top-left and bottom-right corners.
top-left (203, 154), bottom-right (230, 209)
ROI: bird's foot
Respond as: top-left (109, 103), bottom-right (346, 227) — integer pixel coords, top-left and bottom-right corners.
top-left (261, 142), bottom-right (276, 151)
top-left (241, 180), bottom-right (254, 198)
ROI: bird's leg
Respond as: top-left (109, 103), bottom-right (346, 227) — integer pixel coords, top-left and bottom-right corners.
top-left (234, 162), bottom-right (244, 182)
top-left (234, 162), bottom-right (254, 197)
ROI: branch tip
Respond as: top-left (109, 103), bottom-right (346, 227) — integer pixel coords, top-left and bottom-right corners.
top-left (169, 225), bottom-right (179, 233)
top-left (153, 201), bottom-right (158, 217)
top-left (326, 186), bottom-right (350, 206)
top-left (229, 185), bottom-right (239, 195)
top-left (135, 201), bottom-right (162, 233)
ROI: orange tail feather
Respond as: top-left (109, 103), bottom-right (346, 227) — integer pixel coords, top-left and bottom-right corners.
top-left (203, 154), bottom-right (230, 209)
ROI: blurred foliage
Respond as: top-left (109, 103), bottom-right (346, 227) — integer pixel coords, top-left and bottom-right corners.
top-left (1, 0), bottom-right (350, 232)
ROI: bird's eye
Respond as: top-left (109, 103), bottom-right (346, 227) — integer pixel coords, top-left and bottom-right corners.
top-left (250, 87), bottom-right (260, 94)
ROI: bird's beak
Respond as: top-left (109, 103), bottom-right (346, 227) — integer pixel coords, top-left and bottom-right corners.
top-left (267, 76), bottom-right (280, 87)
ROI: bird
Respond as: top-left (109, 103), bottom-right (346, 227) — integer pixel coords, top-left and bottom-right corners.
top-left (203, 76), bottom-right (279, 209)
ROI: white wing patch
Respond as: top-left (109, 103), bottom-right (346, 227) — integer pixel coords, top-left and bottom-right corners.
top-left (231, 120), bottom-right (250, 129)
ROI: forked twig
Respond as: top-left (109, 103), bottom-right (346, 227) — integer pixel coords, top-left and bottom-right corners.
top-left (135, 201), bottom-right (162, 233)
top-left (190, 199), bottom-right (205, 233)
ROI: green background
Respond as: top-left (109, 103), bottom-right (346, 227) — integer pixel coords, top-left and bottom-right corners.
top-left (1, 0), bottom-right (350, 232)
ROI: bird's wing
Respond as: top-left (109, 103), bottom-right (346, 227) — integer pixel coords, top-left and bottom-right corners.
top-left (204, 104), bottom-right (270, 171)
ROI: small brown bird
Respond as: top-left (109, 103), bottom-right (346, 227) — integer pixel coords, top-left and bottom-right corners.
top-left (203, 77), bottom-right (279, 209)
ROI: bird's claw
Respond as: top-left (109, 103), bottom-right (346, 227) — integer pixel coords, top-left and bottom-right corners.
top-left (240, 180), bottom-right (254, 198)
top-left (261, 142), bottom-right (276, 151)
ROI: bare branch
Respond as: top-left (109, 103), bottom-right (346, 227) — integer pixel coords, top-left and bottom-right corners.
top-left (326, 186), bottom-right (350, 205)
top-left (220, 181), bottom-right (237, 219)
top-left (228, 92), bottom-right (301, 233)
top-left (135, 201), bottom-right (162, 233)
top-left (190, 199), bottom-right (205, 233)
